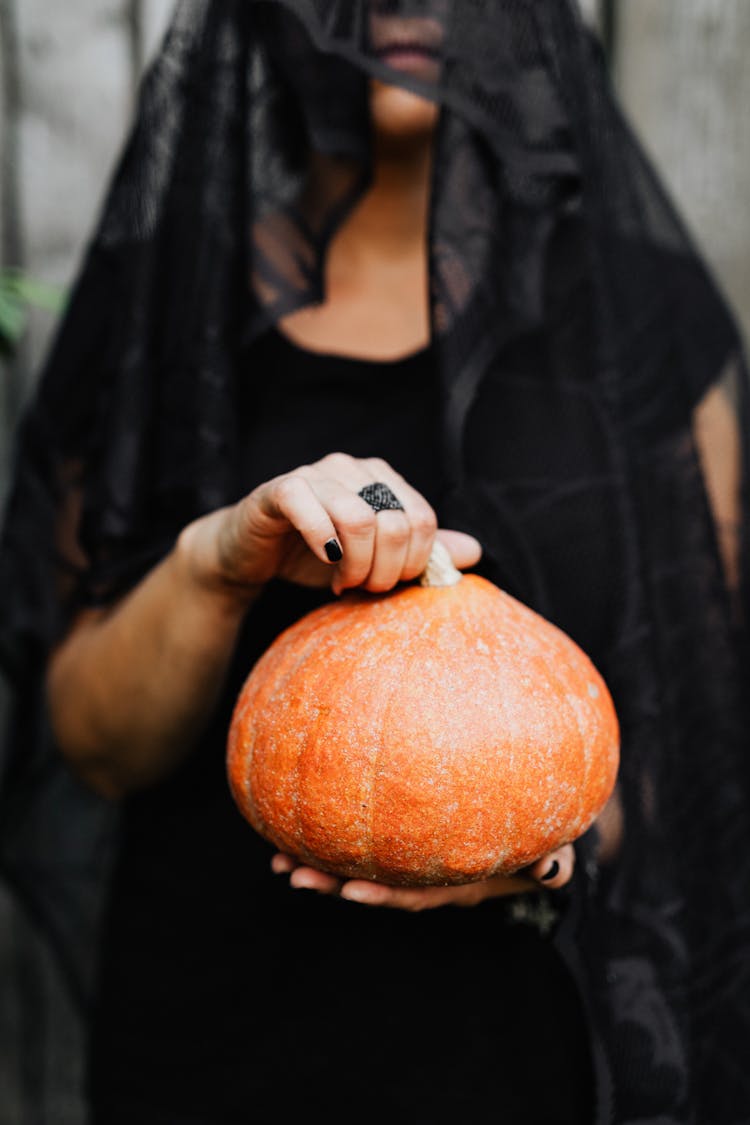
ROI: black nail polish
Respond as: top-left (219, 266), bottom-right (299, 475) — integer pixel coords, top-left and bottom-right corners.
top-left (325, 538), bottom-right (343, 562)
top-left (541, 860), bottom-right (560, 882)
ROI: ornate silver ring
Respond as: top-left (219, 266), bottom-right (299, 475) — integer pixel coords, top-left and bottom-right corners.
top-left (357, 482), bottom-right (405, 513)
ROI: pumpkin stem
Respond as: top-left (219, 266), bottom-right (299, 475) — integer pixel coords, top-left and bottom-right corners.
top-left (419, 539), bottom-right (463, 588)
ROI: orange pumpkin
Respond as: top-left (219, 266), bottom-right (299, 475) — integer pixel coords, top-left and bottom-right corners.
top-left (227, 543), bottom-right (619, 886)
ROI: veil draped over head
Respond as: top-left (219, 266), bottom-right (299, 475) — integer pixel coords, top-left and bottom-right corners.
top-left (1, 2), bottom-right (749, 1121)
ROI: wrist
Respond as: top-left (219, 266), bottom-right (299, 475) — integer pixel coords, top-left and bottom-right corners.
top-left (175, 512), bottom-right (265, 617)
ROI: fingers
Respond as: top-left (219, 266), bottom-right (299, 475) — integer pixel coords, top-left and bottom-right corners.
top-left (306, 477), bottom-right (379, 592)
top-left (270, 854), bottom-right (493, 908)
top-left (247, 453), bottom-right (483, 595)
top-left (339, 880), bottom-right (504, 910)
top-left (253, 474), bottom-right (344, 568)
top-left (271, 854), bottom-right (343, 895)
top-left (339, 869), bottom-right (542, 910)
top-left (309, 454), bottom-right (474, 594)
top-left (361, 458), bottom-right (439, 584)
top-left (229, 453), bottom-right (482, 594)
top-left (336, 851), bottom-right (576, 910)
top-left (340, 882), bottom-right (460, 910)
top-left (270, 853), bottom-right (296, 875)
top-left (314, 454), bottom-right (435, 593)
top-left (271, 846), bottom-right (575, 912)
top-left (289, 867), bottom-right (343, 895)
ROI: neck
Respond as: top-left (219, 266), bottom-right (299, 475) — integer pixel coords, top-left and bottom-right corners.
top-left (335, 131), bottom-right (434, 266)
top-left (278, 128), bottom-right (435, 357)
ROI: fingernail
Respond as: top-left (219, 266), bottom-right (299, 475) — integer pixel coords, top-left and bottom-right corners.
top-left (325, 538), bottom-right (343, 562)
top-left (541, 860), bottom-right (560, 882)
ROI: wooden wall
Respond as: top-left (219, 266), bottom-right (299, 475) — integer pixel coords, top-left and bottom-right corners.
top-left (0, 1), bottom-right (749, 1120)
top-left (615, 0), bottom-right (750, 352)
top-left (0, 0), bottom-right (173, 435)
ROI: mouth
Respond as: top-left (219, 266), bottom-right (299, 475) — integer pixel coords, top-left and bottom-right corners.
top-left (374, 41), bottom-right (440, 72)
top-left (369, 16), bottom-right (444, 76)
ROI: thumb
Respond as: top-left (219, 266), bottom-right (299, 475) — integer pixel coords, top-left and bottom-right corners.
top-left (434, 529), bottom-right (483, 571)
top-left (525, 843), bottom-right (576, 890)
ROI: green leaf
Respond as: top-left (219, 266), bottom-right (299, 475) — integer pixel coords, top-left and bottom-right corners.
top-left (0, 270), bottom-right (68, 354)
top-left (0, 287), bottom-right (27, 350)
top-left (1, 271), bottom-right (68, 315)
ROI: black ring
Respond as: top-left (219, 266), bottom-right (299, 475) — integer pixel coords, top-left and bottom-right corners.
top-left (357, 482), bottom-right (405, 513)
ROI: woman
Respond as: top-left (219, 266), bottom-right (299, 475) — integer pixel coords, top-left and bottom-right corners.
top-left (1, 2), bottom-right (749, 1123)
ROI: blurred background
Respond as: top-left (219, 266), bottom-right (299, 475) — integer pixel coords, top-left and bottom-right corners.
top-left (2, 0), bottom-right (750, 473)
top-left (1, 0), bottom-right (749, 1120)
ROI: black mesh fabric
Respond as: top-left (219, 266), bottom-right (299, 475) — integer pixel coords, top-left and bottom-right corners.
top-left (1, 2), bottom-right (750, 1122)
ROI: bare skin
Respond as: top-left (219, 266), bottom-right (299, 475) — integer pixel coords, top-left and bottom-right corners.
top-left (47, 68), bottom-right (576, 910)
top-left (278, 80), bottom-right (437, 359)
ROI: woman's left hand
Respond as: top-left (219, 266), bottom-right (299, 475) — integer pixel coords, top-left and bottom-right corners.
top-left (270, 845), bottom-right (575, 911)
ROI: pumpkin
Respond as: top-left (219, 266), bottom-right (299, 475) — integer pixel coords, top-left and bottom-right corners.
top-left (227, 543), bottom-right (619, 886)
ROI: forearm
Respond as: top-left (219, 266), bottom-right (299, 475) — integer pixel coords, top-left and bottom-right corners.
top-left (47, 527), bottom-right (260, 800)
top-left (46, 454), bottom-right (481, 800)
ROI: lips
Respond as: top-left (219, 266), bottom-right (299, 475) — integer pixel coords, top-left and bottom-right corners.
top-left (369, 17), bottom-right (444, 78)
top-left (374, 40), bottom-right (440, 61)
top-left (369, 15), bottom-right (444, 54)
top-left (374, 45), bottom-right (440, 79)
top-left (374, 41), bottom-right (440, 73)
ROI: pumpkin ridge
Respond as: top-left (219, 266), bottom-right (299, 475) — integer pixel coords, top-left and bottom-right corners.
top-left (367, 593), bottom-right (482, 885)
top-left (551, 644), bottom-right (590, 849)
top-left (239, 603), bottom-right (363, 852)
top-left (277, 607), bottom-right (371, 859)
top-left (294, 607), bottom-right (386, 868)
top-left (351, 609), bottom-right (395, 881)
top-left (283, 609), bottom-right (372, 863)
top-left (367, 651), bottom-right (412, 883)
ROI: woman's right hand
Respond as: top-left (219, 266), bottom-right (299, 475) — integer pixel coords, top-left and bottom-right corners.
top-left (47, 453), bottom-right (480, 798)
top-left (180, 452), bottom-right (482, 601)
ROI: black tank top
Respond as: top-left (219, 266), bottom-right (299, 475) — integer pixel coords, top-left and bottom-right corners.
top-left (89, 329), bottom-right (594, 1124)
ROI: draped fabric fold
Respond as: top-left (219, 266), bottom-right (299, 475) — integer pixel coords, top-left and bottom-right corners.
top-left (1, 2), bottom-right (749, 1121)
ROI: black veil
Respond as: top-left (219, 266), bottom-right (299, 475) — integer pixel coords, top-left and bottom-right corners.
top-left (1, 2), bottom-right (749, 1121)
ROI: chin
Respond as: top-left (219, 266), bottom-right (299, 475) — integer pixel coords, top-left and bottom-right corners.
top-left (369, 79), bottom-right (440, 143)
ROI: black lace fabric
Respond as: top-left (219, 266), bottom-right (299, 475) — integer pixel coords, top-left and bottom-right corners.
top-left (1, 2), bottom-right (749, 1121)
